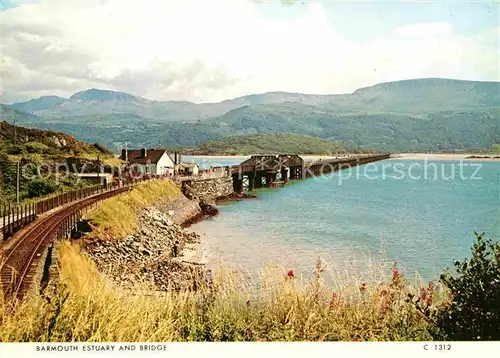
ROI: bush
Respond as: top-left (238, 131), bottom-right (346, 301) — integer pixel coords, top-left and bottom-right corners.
top-left (6, 144), bottom-right (27, 155)
top-left (26, 179), bottom-right (59, 198)
top-left (433, 232), bottom-right (500, 340)
top-left (26, 142), bottom-right (49, 154)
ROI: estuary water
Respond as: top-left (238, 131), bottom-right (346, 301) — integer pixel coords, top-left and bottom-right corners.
top-left (187, 157), bottom-right (499, 281)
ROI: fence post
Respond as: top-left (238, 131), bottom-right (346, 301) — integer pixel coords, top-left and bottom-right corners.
top-left (2, 205), bottom-right (5, 240)
top-left (9, 206), bottom-right (14, 236)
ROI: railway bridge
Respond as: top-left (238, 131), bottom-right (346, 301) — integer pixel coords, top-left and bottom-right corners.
top-left (231, 153), bottom-right (391, 192)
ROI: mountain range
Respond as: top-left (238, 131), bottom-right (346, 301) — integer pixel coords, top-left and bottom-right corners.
top-left (2, 78), bottom-right (499, 152)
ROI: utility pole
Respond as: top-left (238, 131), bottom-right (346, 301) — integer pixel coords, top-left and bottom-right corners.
top-left (14, 114), bottom-right (20, 204)
top-left (16, 161), bottom-right (20, 204)
top-left (14, 113), bottom-right (17, 146)
top-left (97, 154), bottom-right (101, 186)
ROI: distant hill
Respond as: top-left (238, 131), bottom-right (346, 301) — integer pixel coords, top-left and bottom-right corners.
top-left (7, 78), bottom-right (499, 120)
top-left (352, 78), bottom-right (500, 111)
top-left (198, 105), bottom-right (500, 152)
top-left (9, 95), bottom-right (67, 113)
top-left (4, 78), bottom-right (500, 152)
top-left (184, 133), bottom-right (351, 155)
top-left (1, 104), bottom-right (45, 123)
top-left (16, 88), bottom-right (234, 121)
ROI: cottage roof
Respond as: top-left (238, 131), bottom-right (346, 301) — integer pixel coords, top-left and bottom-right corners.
top-left (126, 149), bottom-right (171, 165)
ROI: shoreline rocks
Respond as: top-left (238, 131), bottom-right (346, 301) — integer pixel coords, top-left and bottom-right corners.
top-left (84, 189), bottom-right (258, 292)
top-left (465, 155), bottom-right (500, 159)
top-left (216, 192), bottom-right (258, 202)
top-left (85, 201), bottom-right (206, 291)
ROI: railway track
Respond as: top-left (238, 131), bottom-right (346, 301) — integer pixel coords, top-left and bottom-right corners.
top-left (1, 186), bottom-right (131, 304)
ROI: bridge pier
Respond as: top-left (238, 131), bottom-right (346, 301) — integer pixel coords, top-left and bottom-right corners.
top-left (281, 168), bottom-right (288, 182)
top-left (254, 171), bottom-right (265, 189)
top-left (232, 174), bottom-right (243, 193)
top-left (289, 166), bottom-right (303, 180)
top-left (265, 172), bottom-right (275, 187)
top-left (248, 173), bottom-right (255, 191)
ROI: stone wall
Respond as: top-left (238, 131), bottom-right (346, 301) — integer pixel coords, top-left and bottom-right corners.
top-left (185, 175), bottom-right (233, 202)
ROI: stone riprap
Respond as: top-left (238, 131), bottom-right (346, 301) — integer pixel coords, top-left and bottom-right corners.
top-left (85, 205), bottom-right (205, 291)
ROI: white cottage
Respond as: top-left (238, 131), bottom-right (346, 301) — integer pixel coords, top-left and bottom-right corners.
top-left (121, 148), bottom-right (175, 175)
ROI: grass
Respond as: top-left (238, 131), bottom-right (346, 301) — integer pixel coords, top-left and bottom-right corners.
top-left (86, 180), bottom-right (181, 239)
top-left (0, 240), bottom-right (446, 341)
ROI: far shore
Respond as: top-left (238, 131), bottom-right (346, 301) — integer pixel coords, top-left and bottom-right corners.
top-left (390, 153), bottom-right (500, 161)
top-left (185, 153), bottom-right (500, 161)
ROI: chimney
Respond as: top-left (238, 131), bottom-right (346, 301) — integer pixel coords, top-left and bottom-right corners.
top-left (174, 152), bottom-right (178, 165)
top-left (141, 148), bottom-right (147, 157)
top-left (121, 148), bottom-right (128, 161)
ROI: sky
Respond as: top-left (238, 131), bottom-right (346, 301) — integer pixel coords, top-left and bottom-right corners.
top-left (1, 0), bottom-right (499, 103)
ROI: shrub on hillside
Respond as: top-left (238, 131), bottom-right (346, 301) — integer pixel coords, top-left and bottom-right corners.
top-left (433, 232), bottom-right (500, 340)
top-left (27, 179), bottom-right (59, 198)
top-left (26, 141), bottom-right (49, 154)
top-left (6, 144), bottom-right (27, 155)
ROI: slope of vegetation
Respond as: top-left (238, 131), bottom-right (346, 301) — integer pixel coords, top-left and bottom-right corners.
top-left (0, 121), bottom-right (113, 204)
top-left (0, 121), bottom-right (110, 159)
top-left (185, 133), bottom-right (349, 155)
top-left (87, 180), bottom-right (181, 239)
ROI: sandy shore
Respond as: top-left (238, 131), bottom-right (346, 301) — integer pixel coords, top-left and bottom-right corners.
top-left (185, 155), bottom-right (249, 159)
top-left (390, 153), bottom-right (500, 161)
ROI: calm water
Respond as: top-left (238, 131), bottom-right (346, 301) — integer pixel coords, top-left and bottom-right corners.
top-left (190, 158), bottom-right (499, 280)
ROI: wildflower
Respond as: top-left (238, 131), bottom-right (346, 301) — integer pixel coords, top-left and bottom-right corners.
top-left (286, 270), bottom-right (295, 279)
top-left (380, 288), bottom-right (388, 297)
top-left (360, 281), bottom-right (367, 292)
top-left (391, 266), bottom-right (400, 281)
top-left (328, 293), bottom-right (337, 309)
top-left (420, 287), bottom-right (428, 301)
top-left (420, 287), bottom-right (433, 305)
top-left (428, 280), bottom-right (435, 290)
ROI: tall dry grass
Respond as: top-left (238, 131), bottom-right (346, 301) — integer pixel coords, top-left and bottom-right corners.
top-left (0, 241), bottom-right (443, 341)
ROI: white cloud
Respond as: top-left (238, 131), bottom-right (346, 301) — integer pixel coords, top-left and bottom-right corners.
top-left (1, 0), bottom-right (498, 103)
top-left (394, 22), bottom-right (452, 38)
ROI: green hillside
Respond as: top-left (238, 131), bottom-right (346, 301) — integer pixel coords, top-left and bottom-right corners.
top-left (0, 120), bottom-right (110, 159)
top-left (185, 133), bottom-right (354, 155)
top-left (0, 120), bottom-right (112, 204)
